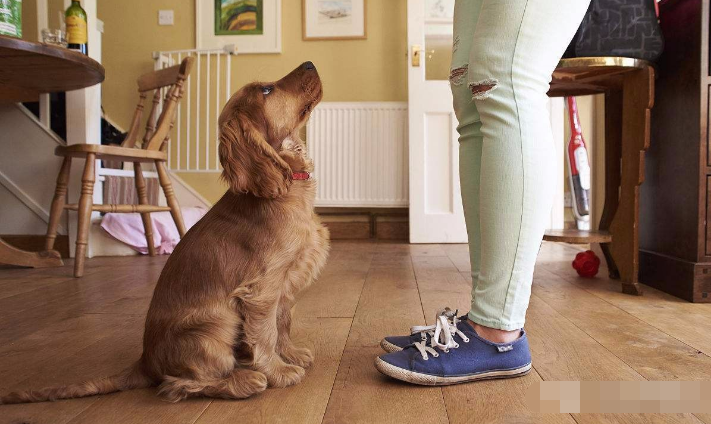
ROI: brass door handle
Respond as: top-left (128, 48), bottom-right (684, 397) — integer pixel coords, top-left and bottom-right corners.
top-left (412, 44), bottom-right (424, 67)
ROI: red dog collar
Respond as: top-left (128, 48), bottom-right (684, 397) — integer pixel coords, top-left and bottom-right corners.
top-left (292, 172), bottom-right (311, 180)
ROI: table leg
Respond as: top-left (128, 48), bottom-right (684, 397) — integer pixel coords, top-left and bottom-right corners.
top-left (608, 66), bottom-right (655, 296)
top-left (0, 237), bottom-right (63, 268)
top-left (599, 89), bottom-right (623, 281)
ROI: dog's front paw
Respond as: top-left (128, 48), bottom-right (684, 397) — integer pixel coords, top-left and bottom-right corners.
top-left (241, 369), bottom-right (269, 396)
top-left (265, 363), bottom-right (306, 388)
top-left (281, 346), bottom-right (315, 368)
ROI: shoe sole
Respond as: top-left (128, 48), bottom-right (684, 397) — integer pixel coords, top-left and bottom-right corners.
top-left (380, 339), bottom-right (404, 353)
top-left (374, 357), bottom-right (532, 386)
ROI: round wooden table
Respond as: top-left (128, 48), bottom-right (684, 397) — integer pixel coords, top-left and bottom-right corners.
top-left (0, 35), bottom-right (104, 101)
top-left (0, 34), bottom-right (105, 268)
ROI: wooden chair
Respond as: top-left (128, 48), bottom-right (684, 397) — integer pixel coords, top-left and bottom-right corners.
top-left (45, 57), bottom-right (195, 277)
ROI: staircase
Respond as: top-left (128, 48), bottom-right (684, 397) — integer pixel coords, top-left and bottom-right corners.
top-left (0, 103), bottom-right (211, 257)
top-left (0, 104), bottom-right (66, 236)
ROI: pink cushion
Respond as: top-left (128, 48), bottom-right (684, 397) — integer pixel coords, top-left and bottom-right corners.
top-left (100, 207), bottom-right (206, 255)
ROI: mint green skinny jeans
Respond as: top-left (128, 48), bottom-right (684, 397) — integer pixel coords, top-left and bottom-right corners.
top-left (451, 0), bottom-right (590, 330)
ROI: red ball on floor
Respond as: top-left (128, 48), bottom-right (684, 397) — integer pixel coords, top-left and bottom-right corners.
top-left (572, 250), bottom-right (600, 278)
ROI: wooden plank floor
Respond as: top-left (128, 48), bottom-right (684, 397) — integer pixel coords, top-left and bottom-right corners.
top-left (1, 241), bottom-right (710, 423)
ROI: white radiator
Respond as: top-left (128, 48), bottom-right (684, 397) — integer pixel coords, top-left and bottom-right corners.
top-left (307, 102), bottom-right (409, 207)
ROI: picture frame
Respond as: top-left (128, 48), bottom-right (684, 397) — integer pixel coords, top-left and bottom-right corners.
top-left (196, 0), bottom-right (282, 54)
top-left (302, 0), bottom-right (367, 41)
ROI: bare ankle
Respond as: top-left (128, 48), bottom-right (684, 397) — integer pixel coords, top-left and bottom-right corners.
top-left (466, 319), bottom-right (520, 344)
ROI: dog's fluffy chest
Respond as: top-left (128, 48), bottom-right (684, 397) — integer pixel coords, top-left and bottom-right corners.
top-left (265, 200), bottom-right (329, 297)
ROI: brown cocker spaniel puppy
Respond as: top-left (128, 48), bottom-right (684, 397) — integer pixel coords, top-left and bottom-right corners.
top-left (1, 61), bottom-right (329, 404)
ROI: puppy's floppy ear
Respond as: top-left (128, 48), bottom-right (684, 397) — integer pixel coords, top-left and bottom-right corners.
top-left (219, 115), bottom-right (292, 198)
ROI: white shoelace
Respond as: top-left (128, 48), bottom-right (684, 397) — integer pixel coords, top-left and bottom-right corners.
top-left (409, 308), bottom-right (457, 342)
top-left (412, 309), bottom-right (470, 360)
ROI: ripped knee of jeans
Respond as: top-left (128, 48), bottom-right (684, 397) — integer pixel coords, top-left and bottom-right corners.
top-left (469, 78), bottom-right (499, 100)
top-left (449, 65), bottom-right (468, 86)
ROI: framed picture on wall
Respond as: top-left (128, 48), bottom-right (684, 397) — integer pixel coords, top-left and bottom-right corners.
top-left (196, 0), bottom-right (282, 53)
top-left (302, 0), bottom-right (367, 41)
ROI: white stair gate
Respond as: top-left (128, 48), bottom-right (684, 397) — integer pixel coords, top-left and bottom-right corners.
top-left (153, 46), bottom-right (236, 173)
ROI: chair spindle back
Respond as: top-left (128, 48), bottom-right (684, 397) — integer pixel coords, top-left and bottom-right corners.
top-left (121, 57), bottom-right (195, 152)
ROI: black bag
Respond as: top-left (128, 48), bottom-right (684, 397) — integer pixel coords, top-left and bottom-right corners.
top-left (563, 0), bottom-right (664, 62)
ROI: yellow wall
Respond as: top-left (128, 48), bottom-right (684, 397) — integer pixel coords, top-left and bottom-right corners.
top-left (21, 0), bottom-right (71, 42)
top-left (97, 1), bottom-right (408, 203)
top-left (21, 0), bottom-right (37, 41)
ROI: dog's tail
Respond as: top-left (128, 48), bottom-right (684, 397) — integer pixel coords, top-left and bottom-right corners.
top-left (0, 361), bottom-right (151, 405)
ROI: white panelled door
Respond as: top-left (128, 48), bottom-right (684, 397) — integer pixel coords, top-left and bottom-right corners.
top-left (407, 0), bottom-right (565, 242)
top-left (408, 0), bottom-right (466, 243)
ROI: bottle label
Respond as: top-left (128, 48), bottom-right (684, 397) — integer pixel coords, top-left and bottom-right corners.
top-left (0, 0), bottom-right (22, 38)
top-left (66, 15), bottom-right (87, 44)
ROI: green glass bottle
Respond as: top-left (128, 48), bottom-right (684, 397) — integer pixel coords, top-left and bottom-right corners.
top-left (65, 0), bottom-right (87, 55)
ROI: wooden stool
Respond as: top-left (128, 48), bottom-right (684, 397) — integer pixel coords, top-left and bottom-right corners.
top-left (546, 56), bottom-right (655, 296)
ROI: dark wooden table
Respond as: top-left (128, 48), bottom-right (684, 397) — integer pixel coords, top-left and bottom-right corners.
top-left (0, 35), bottom-right (105, 268)
top-left (545, 56), bottom-right (654, 296)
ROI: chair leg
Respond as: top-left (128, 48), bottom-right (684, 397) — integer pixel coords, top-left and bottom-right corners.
top-left (155, 160), bottom-right (186, 237)
top-left (46, 157), bottom-right (72, 251)
top-left (134, 163), bottom-right (156, 256)
top-left (74, 153), bottom-right (96, 278)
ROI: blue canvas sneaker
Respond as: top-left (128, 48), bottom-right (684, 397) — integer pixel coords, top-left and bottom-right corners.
top-left (380, 308), bottom-right (460, 353)
top-left (375, 314), bottom-right (532, 385)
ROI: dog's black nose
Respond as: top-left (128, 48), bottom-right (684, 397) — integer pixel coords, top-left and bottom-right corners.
top-left (303, 61), bottom-right (316, 71)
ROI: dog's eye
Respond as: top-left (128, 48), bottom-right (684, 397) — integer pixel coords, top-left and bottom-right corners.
top-left (262, 86), bottom-right (274, 95)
